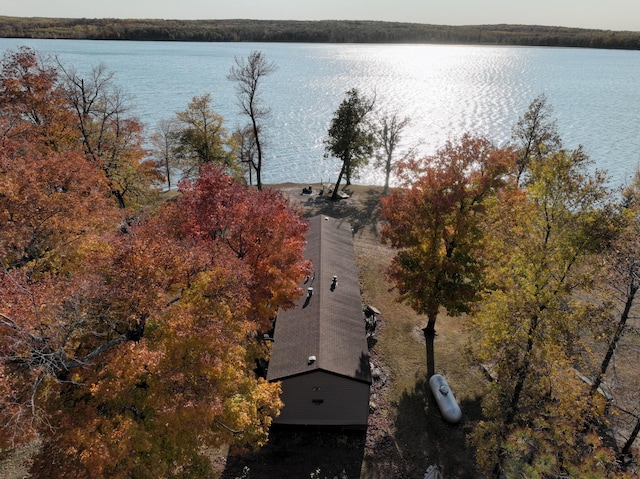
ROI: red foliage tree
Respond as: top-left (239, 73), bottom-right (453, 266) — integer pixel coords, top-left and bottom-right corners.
top-left (177, 165), bottom-right (311, 329)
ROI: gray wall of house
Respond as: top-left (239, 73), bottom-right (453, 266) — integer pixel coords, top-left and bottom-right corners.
top-left (274, 371), bottom-right (370, 426)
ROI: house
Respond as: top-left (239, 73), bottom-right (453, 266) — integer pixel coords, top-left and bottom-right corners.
top-left (266, 215), bottom-right (372, 426)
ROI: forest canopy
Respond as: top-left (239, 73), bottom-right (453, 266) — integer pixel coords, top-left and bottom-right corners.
top-left (0, 16), bottom-right (639, 50)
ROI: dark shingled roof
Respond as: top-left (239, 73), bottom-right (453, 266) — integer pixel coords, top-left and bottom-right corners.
top-left (267, 215), bottom-right (371, 384)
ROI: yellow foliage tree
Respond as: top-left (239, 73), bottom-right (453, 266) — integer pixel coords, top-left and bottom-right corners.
top-left (467, 148), bottom-right (626, 477)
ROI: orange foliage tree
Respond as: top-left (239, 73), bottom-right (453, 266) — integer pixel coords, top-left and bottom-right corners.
top-left (28, 168), bottom-right (309, 477)
top-left (1, 47), bottom-right (159, 211)
top-left (1, 47), bottom-right (124, 450)
top-left (0, 46), bottom-right (78, 152)
top-left (380, 135), bottom-right (513, 331)
top-left (0, 126), bottom-right (121, 451)
top-left (1, 48), bottom-right (310, 477)
top-left (380, 134), bottom-right (514, 377)
top-left (3, 166), bottom-right (309, 477)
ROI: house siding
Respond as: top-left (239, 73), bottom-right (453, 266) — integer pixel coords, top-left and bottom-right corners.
top-left (274, 371), bottom-right (370, 426)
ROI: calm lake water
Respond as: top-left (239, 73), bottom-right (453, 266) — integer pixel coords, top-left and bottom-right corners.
top-left (2, 38), bottom-right (640, 187)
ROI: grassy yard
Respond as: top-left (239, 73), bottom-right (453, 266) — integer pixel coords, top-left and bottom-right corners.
top-left (345, 186), bottom-right (487, 479)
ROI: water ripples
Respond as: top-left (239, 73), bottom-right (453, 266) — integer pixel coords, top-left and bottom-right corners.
top-left (2, 39), bottom-right (640, 187)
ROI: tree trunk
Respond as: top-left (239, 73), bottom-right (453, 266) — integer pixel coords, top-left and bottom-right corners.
top-left (505, 314), bottom-right (539, 426)
top-left (252, 117), bottom-right (263, 191)
top-left (621, 415), bottom-right (640, 457)
top-left (383, 161), bottom-right (391, 195)
top-left (164, 155), bottom-right (172, 191)
top-left (344, 155), bottom-right (353, 186)
top-left (424, 329), bottom-right (436, 380)
top-left (423, 314), bottom-right (437, 379)
top-left (112, 187), bottom-right (126, 209)
top-left (423, 315), bottom-right (436, 336)
top-left (591, 284), bottom-right (638, 396)
top-left (331, 163), bottom-right (346, 201)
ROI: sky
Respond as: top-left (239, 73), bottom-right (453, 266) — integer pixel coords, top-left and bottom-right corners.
top-left (3, 0), bottom-right (640, 32)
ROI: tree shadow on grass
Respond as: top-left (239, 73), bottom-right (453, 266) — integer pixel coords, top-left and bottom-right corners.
top-left (221, 426), bottom-right (366, 479)
top-left (381, 327), bottom-right (484, 478)
top-left (390, 377), bottom-right (483, 479)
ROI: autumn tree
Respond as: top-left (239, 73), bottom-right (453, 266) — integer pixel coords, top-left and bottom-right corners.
top-left (1, 51), bottom-right (309, 476)
top-left (174, 93), bottom-right (240, 179)
top-left (2, 146), bottom-right (309, 477)
top-left (467, 147), bottom-right (623, 477)
top-left (0, 47), bottom-right (77, 152)
top-left (177, 165), bottom-right (311, 327)
top-left (0, 148), bottom-right (118, 277)
top-left (58, 61), bottom-right (160, 209)
top-left (0, 51), bottom-right (127, 450)
top-left (0, 131), bottom-right (121, 450)
top-left (374, 109), bottom-right (414, 195)
top-left (380, 134), bottom-right (513, 377)
top-left (0, 48), bottom-right (120, 277)
top-left (228, 50), bottom-right (277, 190)
top-left (586, 171), bottom-right (640, 459)
top-left (325, 88), bottom-right (375, 200)
top-left (150, 118), bottom-right (181, 190)
top-left (512, 93), bottom-right (562, 184)
top-left (27, 213), bottom-right (283, 478)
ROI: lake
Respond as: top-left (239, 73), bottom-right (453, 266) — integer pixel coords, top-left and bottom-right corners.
top-left (2, 38), bottom-right (640, 187)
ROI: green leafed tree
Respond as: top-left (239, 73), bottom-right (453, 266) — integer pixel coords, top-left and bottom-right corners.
top-left (324, 88), bottom-right (375, 200)
top-left (174, 93), bottom-right (241, 178)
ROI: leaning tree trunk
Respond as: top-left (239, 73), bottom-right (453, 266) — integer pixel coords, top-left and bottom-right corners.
top-left (331, 163), bottom-right (346, 201)
top-left (591, 283), bottom-right (638, 396)
top-left (621, 415), bottom-right (640, 457)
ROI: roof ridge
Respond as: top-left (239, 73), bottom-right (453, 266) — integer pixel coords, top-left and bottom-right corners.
top-left (266, 214), bottom-right (370, 383)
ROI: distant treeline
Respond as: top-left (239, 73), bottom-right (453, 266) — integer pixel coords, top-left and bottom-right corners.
top-left (1, 17), bottom-right (639, 50)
